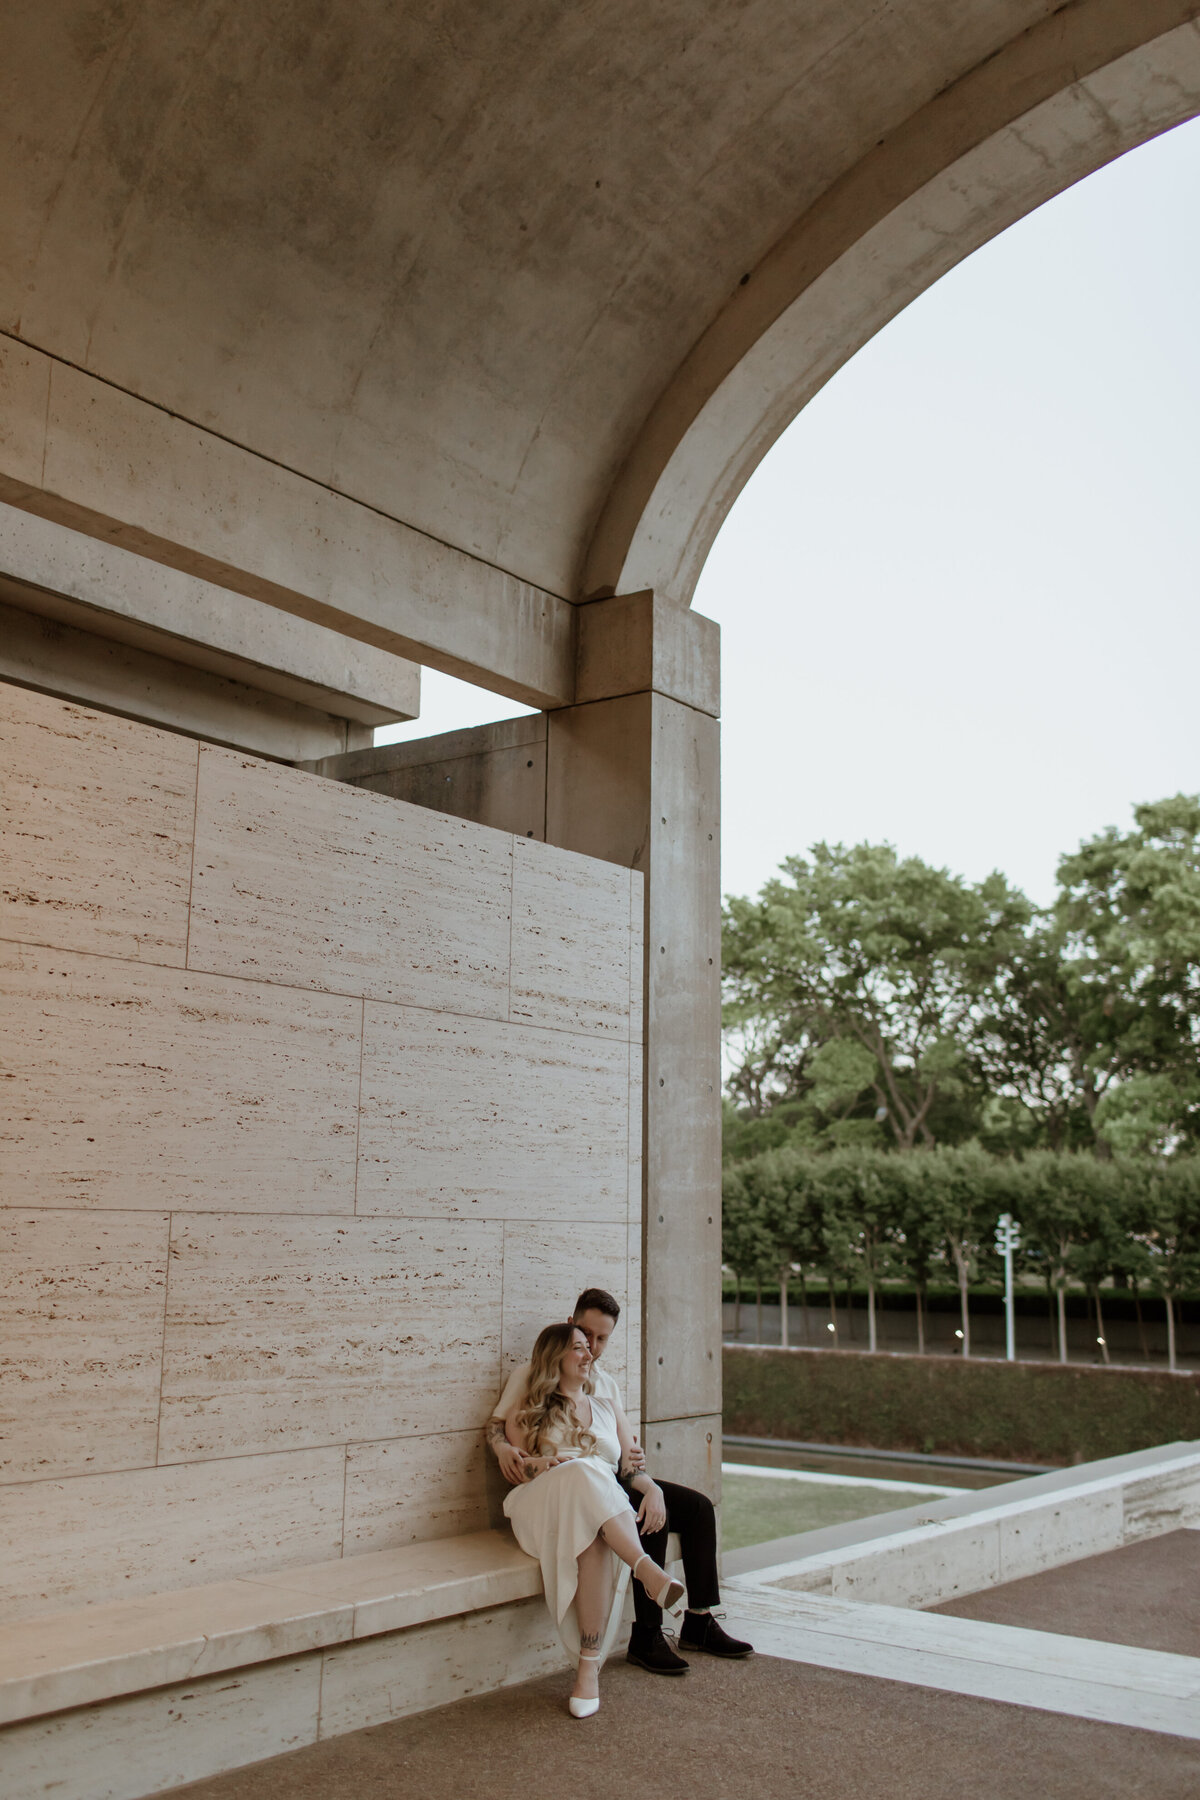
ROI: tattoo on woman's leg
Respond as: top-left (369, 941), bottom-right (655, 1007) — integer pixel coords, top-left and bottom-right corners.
top-left (579, 1630), bottom-right (601, 1651)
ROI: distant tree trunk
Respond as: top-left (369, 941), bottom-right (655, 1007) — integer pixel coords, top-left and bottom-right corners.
top-left (1057, 1282), bottom-right (1068, 1364)
top-left (845, 1279), bottom-right (855, 1340)
top-left (1166, 1294), bottom-right (1178, 1373)
top-left (779, 1268), bottom-right (789, 1349)
top-left (1094, 1290), bottom-right (1110, 1365)
top-left (799, 1267), bottom-right (811, 1345)
top-left (828, 1272), bottom-right (839, 1347)
top-left (755, 1275), bottom-right (763, 1344)
top-left (733, 1272), bottom-right (742, 1338)
top-left (867, 1272), bottom-right (877, 1353)
top-left (915, 1284), bottom-right (926, 1356)
top-left (1132, 1286), bottom-right (1149, 1361)
top-left (1043, 1275), bottom-right (1055, 1360)
top-left (951, 1240), bottom-right (970, 1358)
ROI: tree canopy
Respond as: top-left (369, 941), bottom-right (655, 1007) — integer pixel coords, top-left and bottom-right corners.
top-left (722, 796), bottom-right (1200, 1159)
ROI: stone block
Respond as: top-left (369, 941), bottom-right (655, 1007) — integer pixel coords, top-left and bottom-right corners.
top-left (0, 944), bottom-right (360, 1212)
top-left (0, 1654), bottom-right (321, 1800)
top-left (1123, 1459), bottom-right (1200, 1539)
top-left (316, 1600), bottom-right (562, 1737)
top-left (500, 1219), bottom-right (633, 1408)
top-left (188, 748), bottom-right (513, 1015)
top-left (244, 1532), bottom-right (541, 1641)
top-left (0, 1210), bottom-right (169, 1482)
top-left (998, 1489), bottom-right (1124, 1584)
top-left (356, 1005), bottom-right (630, 1221)
top-left (0, 682), bottom-right (195, 964)
top-left (508, 837), bottom-right (632, 1038)
top-left (0, 1579), bottom-right (351, 1725)
top-left (158, 1216), bottom-right (502, 1461)
top-left (343, 1431), bottom-right (491, 1555)
top-left (0, 1449), bottom-right (345, 1621)
top-left (832, 1521), bottom-right (1003, 1609)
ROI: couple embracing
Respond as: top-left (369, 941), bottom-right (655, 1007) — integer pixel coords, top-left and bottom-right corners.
top-left (485, 1287), bottom-right (753, 1719)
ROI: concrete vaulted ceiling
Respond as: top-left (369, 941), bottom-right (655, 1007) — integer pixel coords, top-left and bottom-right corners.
top-left (3, 1), bottom-right (1200, 681)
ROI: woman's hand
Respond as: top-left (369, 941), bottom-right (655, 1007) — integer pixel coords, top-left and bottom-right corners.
top-left (523, 1454), bottom-right (563, 1480)
top-left (636, 1481), bottom-right (667, 1534)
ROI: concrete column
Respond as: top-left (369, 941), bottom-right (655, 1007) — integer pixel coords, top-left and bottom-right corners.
top-left (545, 592), bottom-right (722, 1497)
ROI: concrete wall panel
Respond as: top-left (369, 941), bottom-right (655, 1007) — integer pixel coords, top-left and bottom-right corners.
top-left (0, 943), bottom-right (361, 1212)
top-left (342, 1431), bottom-right (491, 1555)
top-left (1, 1655), bottom-right (322, 1800)
top-left (1, 684), bottom-right (642, 1630)
top-left (356, 1005), bottom-right (630, 1221)
top-left (0, 1450), bottom-right (346, 1621)
top-left (0, 682), bottom-right (196, 965)
top-left (0, 1211), bottom-right (169, 1483)
top-left (499, 1220), bottom-right (633, 1409)
top-left (158, 1215), bottom-right (502, 1462)
top-left (188, 748), bottom-right (513, 1017)
top-left (509, 838), bottom-right (632, 1038)
top-left (316, 1600), bottom-right (561, 1737)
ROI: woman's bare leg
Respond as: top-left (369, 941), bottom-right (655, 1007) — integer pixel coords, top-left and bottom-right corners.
top-left (599, 1509), bottom-right (676, 1605)
top-left (572, 1535), bottom-right (612, 1701)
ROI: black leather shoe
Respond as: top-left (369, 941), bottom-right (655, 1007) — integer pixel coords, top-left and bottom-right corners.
top-left (678, 1611), bottom-right (753, 1658)
top-left (625, 1629), bottom-right (690, 1675)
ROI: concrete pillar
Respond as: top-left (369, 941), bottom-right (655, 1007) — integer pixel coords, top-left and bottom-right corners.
top-left (545, 592), bottom-right (722, 1497)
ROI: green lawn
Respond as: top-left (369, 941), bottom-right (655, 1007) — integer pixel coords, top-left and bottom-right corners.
top-left (720, 1472), bottom-right (943, 1553)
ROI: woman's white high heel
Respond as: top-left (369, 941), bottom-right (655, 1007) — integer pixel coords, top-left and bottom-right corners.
top-left (568, 1651), bottom-right (602, 1718)
top-left (633, 1552), bottom-right (685, 1615)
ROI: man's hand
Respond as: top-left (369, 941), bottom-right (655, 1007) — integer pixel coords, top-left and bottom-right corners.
top-left (487, 1418), bottom-right (530, 1487)
top-left (625, 1435), bottom-right (647, 1473)
top-left (495, 1441), bottom-right (529, 1486)
top-left (636, 1481), bottom-right (667, 1534)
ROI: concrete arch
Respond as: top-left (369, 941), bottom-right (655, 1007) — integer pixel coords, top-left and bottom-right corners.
top-left (585, 1), bottom-right (1200, 609)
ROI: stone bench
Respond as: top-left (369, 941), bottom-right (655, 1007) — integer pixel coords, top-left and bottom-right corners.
top-left (1, 1518), bottom-right (685, 1756)
top-left (0, 1530), bottom-right (544, 1729)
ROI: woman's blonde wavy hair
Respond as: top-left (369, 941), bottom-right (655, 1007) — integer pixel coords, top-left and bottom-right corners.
top-left (515, 1322), bottom-right (596, 1458)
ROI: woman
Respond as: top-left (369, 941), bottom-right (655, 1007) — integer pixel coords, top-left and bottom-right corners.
top-left (503, 1321), bottom-right (684, 1718)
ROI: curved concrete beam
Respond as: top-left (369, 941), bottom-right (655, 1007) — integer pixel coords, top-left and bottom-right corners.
top-left (584, 0), bottom-right (1200, 607)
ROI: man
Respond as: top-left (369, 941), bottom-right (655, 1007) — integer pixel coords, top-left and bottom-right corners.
top-left (487, 1286), bottom-right (752, 1674)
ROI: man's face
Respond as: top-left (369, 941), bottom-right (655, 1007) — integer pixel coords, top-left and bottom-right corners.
top-left (573, 1307), bottom-right (616, 1361)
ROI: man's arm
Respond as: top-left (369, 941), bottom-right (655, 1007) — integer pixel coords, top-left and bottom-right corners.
top-left (485, 1414), bottom-right (528, 1486)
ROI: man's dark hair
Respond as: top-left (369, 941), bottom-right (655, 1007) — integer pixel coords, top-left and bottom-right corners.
top-left (573, 1287), bottom-right (620, 1323)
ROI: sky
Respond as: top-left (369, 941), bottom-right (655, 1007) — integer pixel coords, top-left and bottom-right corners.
top-left (379, 115), bottom-right (1200, 911)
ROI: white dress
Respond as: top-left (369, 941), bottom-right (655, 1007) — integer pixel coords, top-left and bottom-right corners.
top-left (503, 1393), bottom-right (632, 1661)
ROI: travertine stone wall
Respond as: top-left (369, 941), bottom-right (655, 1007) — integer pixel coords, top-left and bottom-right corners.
top-left (0, 682), bottom-right (643, 1622)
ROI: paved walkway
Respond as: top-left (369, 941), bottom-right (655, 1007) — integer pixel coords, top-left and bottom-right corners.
top-left (931, 1527), bottom-right (1200, 1656)
top-left (164, 1650), bottom-right (1200, 1800)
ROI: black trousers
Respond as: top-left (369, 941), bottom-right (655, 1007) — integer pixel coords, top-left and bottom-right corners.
top-left (620, 1476), bottom-right (721, 1632)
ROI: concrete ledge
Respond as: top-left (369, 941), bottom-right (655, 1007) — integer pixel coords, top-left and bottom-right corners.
top-left (0, 502), bottom-right (420, 726)
top-left (0, 1531), bottom-right (541, 1727)
top-left (728, 1445), bottom-right (1200, 1606)
top-left (721, 1584), bottom-right (1200, 1740)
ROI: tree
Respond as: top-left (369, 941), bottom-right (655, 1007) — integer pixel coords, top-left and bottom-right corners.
top-left (1130, 1159), bottom-right (1200, 1372)
top-left (723, 843), bottom-right (1032, 1151)
top-left (721, 1164), bottom-right (776, 1337)
top-left (1055, 795), bottom-right (1200, 1155)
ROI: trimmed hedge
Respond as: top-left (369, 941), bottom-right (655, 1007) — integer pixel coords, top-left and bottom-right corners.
top-left (724, 1344), bottom-right (1200, 1465)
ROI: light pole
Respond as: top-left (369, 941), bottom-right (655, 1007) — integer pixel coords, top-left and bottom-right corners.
top-left (994, 1213), bottom-right (1021, 1362)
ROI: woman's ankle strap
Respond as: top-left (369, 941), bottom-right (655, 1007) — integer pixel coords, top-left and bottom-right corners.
top-left (578, 1651), bottom-right (602, 1661)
